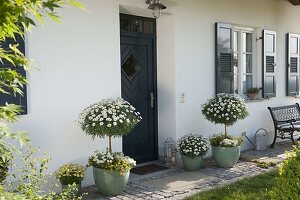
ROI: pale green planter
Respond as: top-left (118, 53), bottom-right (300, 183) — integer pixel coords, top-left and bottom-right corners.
top-left (61, 183), bottom-right (81, 196)
top-left (212, 146), bottom-right (241, 168)
top-left (93, 167), bottom-right (130, 196)
top-left (181, 155), bottom-right (203, 171)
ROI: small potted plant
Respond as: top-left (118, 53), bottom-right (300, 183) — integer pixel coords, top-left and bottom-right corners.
top-left (78, 98), bottom-right (142, 196)
top-left (55, 163), bottom-right (86, 196)
top-left (202, 93), bottom-right (250, 168)
top-left (246, 87), bottom-right (260, 100)
top-left (177, 133), bottom-right (209, 171)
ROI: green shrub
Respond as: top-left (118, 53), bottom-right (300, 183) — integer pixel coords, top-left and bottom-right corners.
top-left (6, 145), bottom-right (85, 199)
top-left (55, 163), bottom-right (86, 185)
top-left (0, 186), bottom-right (27, 200)
top-left (269, 143), bottom-right (300, 199)
top-left (0, 144), bottom-right (11, 183)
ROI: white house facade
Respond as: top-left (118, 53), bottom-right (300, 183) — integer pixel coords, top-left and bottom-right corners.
top-left (9, 0), bottom-right (300, 186)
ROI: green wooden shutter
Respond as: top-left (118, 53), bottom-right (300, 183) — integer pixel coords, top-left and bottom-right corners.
top-left (287, 33), bottom-right (300, 96)
top-left (216, 23), bottom-right (234, 94)
top-left (262, 30), bottom-right (276, 98)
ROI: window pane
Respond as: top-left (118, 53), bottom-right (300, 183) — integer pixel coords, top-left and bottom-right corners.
top-left (234, 75), bottom-right (239, 94)
top-left (144, 21), bottom-right (153, 34)
top-left (219, 27), bottom-right (231, 49)
top-left (234, 31), bottom-right (238, 52)
top-left (131, 20), bottom-right (142, 32)
top-left (243, 75), bottom-right (253, 94)
top-left (243, 32), bottom-right (252, 52)
top-left (120, 19), bottom-right (131, 31)
top-left (234, 53), bottom-right (238, 74)
top-left (243, 54), bottom-right (252, 73)
top-left (122, 54), bottom-right (141, 82)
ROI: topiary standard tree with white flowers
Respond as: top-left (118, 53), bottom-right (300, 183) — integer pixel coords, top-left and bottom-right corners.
top-left (78, 98), bottom-right (142, 196)
top-left (202, 93), bottom-right (250, 139)
top-left (78, 98), bottom-right (142, 152)
top-left (201, 93), bottom-right (250, 168)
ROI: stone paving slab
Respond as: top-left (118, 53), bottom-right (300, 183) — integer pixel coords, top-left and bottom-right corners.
top-left (143, 171), bottom-right (218, 192)
top-left (83, 141), bottom-right (294, 200)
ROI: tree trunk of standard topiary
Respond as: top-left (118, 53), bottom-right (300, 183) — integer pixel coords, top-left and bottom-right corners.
top-left (224, 124), bottom-right (228, 138)
top-left (108, 135), bottom-right (112, 152)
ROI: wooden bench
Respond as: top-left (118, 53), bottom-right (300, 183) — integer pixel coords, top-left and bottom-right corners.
top-left (268, 103), bottom-right (300, 148)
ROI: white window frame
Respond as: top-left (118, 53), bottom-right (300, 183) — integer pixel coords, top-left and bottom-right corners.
top-left (233, 25), bottom-right (257, 99)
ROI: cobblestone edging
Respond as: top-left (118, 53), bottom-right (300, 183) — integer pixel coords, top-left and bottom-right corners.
top-left (83, 141), bottom-right (292, 200)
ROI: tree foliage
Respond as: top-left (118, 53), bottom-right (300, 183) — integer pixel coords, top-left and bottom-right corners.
top-left (0, 0), bottom-right (84, 198)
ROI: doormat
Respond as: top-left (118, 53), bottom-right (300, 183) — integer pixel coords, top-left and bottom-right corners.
top-left (131, 164), bottom-right (169, 175)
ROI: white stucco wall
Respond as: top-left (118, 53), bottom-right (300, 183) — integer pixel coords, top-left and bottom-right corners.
top-left (15, 0), bottom-right (122, 187)
top-left (172, 0), bottom-right (300, 150)
top-left (9, 0), bottom-right (300, 187)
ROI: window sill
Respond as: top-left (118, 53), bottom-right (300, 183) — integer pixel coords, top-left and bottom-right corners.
top-left (245, 98), bottom-right (264, 103)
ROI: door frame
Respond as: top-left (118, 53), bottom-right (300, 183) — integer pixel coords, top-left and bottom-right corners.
top-left (120, 14), bottom-right (158, 162)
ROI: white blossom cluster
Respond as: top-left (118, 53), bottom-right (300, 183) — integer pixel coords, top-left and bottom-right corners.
top-left (219, 138), bottom-right (239, 147)
top-left (177, 133), bottom-right (209, 158)
top-left (202, 93), bottom-right (250, 125)
top-left (88, 150), bottom-right (136, 174)
top-left (78, 98), bottom-right (142, 137)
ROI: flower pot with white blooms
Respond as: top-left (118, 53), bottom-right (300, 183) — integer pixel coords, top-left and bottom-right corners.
top-left (78, 98), bottom-right (142, 196)
top-left (202, 93), bottom-right (250, 168)
top-left (177, 134), bottom-right (209, 171)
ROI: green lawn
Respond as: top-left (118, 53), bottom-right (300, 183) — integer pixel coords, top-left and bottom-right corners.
top-left (186, 170), bottom-right (278, 200)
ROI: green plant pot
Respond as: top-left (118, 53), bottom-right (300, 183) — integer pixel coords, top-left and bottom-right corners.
top-left (181, 155), bottom-right (203, 171)
top-left (61, 183), bottom-right (81, 196)
top-left (212, 146), bottom-right (241, 168)
top-left (93, 167), bottom-right (130, 196)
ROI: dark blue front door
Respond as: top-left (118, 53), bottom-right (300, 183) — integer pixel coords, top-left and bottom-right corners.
top-left (120, 14), bottom-right (158, 163)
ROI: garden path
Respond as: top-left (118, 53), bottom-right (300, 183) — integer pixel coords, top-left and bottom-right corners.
top-left (83, 141), bottom-right (293, 200)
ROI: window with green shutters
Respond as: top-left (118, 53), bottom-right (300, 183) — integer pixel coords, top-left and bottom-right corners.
top-left (216, 22), bottom-right (277, 99)
top-left (216, 23), bottom-right (256, 98)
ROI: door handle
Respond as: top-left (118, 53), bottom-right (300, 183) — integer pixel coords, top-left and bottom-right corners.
top-left (150, 92), bottom-right (155, 108)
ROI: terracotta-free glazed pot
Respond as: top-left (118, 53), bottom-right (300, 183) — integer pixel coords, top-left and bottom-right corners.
top-left (93, 167), bottom-right (130, 196)
top-left (181, 155), bottom-right (203, 171)
top-left (212, 146), bottom-right (241, 168)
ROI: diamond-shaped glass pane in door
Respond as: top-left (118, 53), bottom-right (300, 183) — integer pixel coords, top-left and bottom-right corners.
top-left (122, 54), bottom-right (141, 82)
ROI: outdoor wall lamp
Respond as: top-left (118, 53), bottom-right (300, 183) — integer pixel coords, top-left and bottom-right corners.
top-left (145, 0), bottom-right (167, 19)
